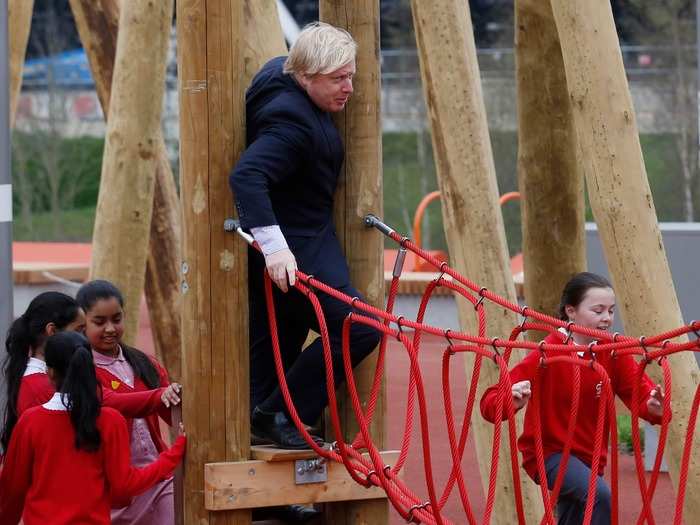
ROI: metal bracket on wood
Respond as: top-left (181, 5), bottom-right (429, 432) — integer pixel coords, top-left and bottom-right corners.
top-left (295, 458), bottom-right (327, 484)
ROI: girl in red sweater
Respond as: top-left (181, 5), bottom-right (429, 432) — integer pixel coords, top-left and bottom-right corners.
top-left (76, 279), bottom-right (180, 525)
top-left (1, 292), bottom-right (181, 458)
top-left (0, 331), bottom-right (186, 525)
top-left (481, 272), bottom-right (664, 525)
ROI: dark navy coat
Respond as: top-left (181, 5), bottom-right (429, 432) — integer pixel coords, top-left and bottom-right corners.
top-left (230, 56), bottom-right (350, 287)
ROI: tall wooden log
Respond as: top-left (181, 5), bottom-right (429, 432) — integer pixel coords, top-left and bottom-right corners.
top-left (178, 0), bottom-right (250, 523)
top-left (319, 2), bottom-right (386, 524)
top-left (550, 0), bottom-right (700, 517)
top-left (411, 1), bottom-right (543, 523)
top-left (69, 0), bottom-right (182, 380)
top-left (88, 0), bottom-right (172, 345)
top-left (242, 0), bottom-right (286, 86)
top-left (8, 0), bottom-right (33, 127)
top-left (515, 0), bottom-right (586, 325)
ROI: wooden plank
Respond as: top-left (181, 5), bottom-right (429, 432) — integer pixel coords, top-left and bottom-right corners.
top-left (550, 0), bottom-right (700, 516)
top-left (410, 1), bottom-right (543, 523)
top-left (319, 2), bottom-right (387, 523)
top-left (205, 451), bottom-right (400, 510)
top-left (250, 445), bottom-right (332, 462)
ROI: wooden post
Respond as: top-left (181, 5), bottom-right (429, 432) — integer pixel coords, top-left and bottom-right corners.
top-left (319, 2), bottom-right (387, 524)
top-left (241, 0), bottom-right (286, 86)
top-left (69, 0), bottom-right (182, 380)
top-left (550, 0), bottom-right (700, 516)
top-left (411, 1), bottom-right (543, 523)
top-left (515, 0), bottom-right (586, 325)
top-left (177, 0), bottom-right (251, 523)
top-left (8, 0), bottom-right (33, 127)
top-left (88, 0), bottom-right (173, 345)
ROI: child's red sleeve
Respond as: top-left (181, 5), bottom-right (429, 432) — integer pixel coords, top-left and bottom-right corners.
top-left (613, 354), bottom-right (664, 425)
top-left (480, 351), bottom-right (538, 423)
top-left (0, 416), bottom-right (33, 525)
top-left (17, 375), bottom-right (54, 415)
top-left (102, 409), bottom-right (185, 501)
top-left (102, 387), bottom-right (166, 419)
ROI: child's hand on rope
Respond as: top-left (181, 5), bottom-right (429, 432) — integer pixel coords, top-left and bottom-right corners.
top-left (647, 384), bottom-right (665, 418)
top-left (511, 380), bottom-right (531, 410)
top-left (161, 382), bottom-right (182, 408)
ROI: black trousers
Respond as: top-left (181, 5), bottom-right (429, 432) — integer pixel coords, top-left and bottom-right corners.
top-left (248, 252), bottom-right (381, 425)
top-left (544, 453), bottom-right (612, 525)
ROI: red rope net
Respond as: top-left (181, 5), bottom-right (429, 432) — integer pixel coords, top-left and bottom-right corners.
top-left (234, 217), bottom-right (700, 525)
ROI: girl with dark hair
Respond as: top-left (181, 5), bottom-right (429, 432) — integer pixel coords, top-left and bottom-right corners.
top-left (1, 292), bottom-right (181, 457)
top-left (481, 272), bottom-right (665, 525)
top-left (1, 292), bottom-right (84, 454)
top-left (0, 332), bottom-right (186, 525)
top-left (76, 279), bottom-right (180, 525)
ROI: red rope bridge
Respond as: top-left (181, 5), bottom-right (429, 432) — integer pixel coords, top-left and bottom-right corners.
top-left (228, 215), bottom-right (700, 525)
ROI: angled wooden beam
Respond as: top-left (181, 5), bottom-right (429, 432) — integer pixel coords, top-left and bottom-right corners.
top-left (70, 0), bottom-right (182, 379)
top-left (88, 1), bottom-right (173, 347)
top-left (550, 0), bottom-right (700, 517)
top-left (411, 1), bottom-right (543, 523)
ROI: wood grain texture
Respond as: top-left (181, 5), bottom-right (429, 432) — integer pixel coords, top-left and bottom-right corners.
top-left (320, 2), bottom-right (387, 523)
top-left (550, 0), bottom-right (700, 517)
top-left (515, 0), bottom-right (586, 333)
top-left (89, 0), bottom-right (173, 346)
top-left (411, 1), bottom-right (543, 523)
top-left (70, 0), bottom-right (183, 379)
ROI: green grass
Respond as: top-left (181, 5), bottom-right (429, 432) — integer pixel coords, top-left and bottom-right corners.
top-left (12, 206), bottom-right (96, 242)
top-left (617, 413), bottom-right (644, 454)
top-left (11, 132), bottom-right (688, 245)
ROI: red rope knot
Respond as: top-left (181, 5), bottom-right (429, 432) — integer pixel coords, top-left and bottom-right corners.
top-left (658, 340), bottom-right (671, 365)
top-left (537, 340), bottom-right (547, 368)
top-left (639, 336), bottom-right (653, 364)
top-left (405, 501), bottom-right (431, 523)
top-left (691, 320), bottom-right (700, 345)
top-left (564, 321), bottom-right (575, 344)
top-left (399, 236), bottom-right (410, 248)
top-left (474, 287), bottom-right (488, 310)
top-left (395, 315), bottom-right (405, 341)
top-left (490, 337), bottom-right (501, 364)
top-left (587, 342), bottom-right (597, 368)
top-left (444, 329), bottom-right (456, 354)
top-left (519, 306), bottom-right (529, 329)
top-left (363, 469), bottom-right (378, 487)
top-left (437, 261), bottom-right (449, 284)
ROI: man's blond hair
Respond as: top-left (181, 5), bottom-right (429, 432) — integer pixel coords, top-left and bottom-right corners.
top-left (284, 22), bottom-right (357, 76)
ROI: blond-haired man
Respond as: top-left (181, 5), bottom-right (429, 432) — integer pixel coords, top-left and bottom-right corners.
top-left (230, 23), bottom-right (380, 454)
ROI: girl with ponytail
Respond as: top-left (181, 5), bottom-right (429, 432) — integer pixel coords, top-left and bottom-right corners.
top-left (1, 293), bottom-right (181, 457)
top-left (0, 332), bottom-right (186, 525)
top-left (76, 279), bottom-right (181, 525)
top-left (1, 292), bottom-right (84, 453)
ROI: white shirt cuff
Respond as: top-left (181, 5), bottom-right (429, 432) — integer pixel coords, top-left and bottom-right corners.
top-left (250, 225), bottom-right (289, 256)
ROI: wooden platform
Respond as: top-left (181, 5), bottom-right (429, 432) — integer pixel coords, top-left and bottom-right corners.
top-left (205, 449), bottom-right (399, 511)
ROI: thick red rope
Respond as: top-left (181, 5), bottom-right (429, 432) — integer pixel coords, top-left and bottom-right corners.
top-left (236, 223), bottom-right (699, 524)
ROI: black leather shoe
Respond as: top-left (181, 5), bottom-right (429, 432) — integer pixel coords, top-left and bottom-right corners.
top-left (252, 504), bottom-right (321, 523)
top-left (251, 407), bottom-right (324, 450)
